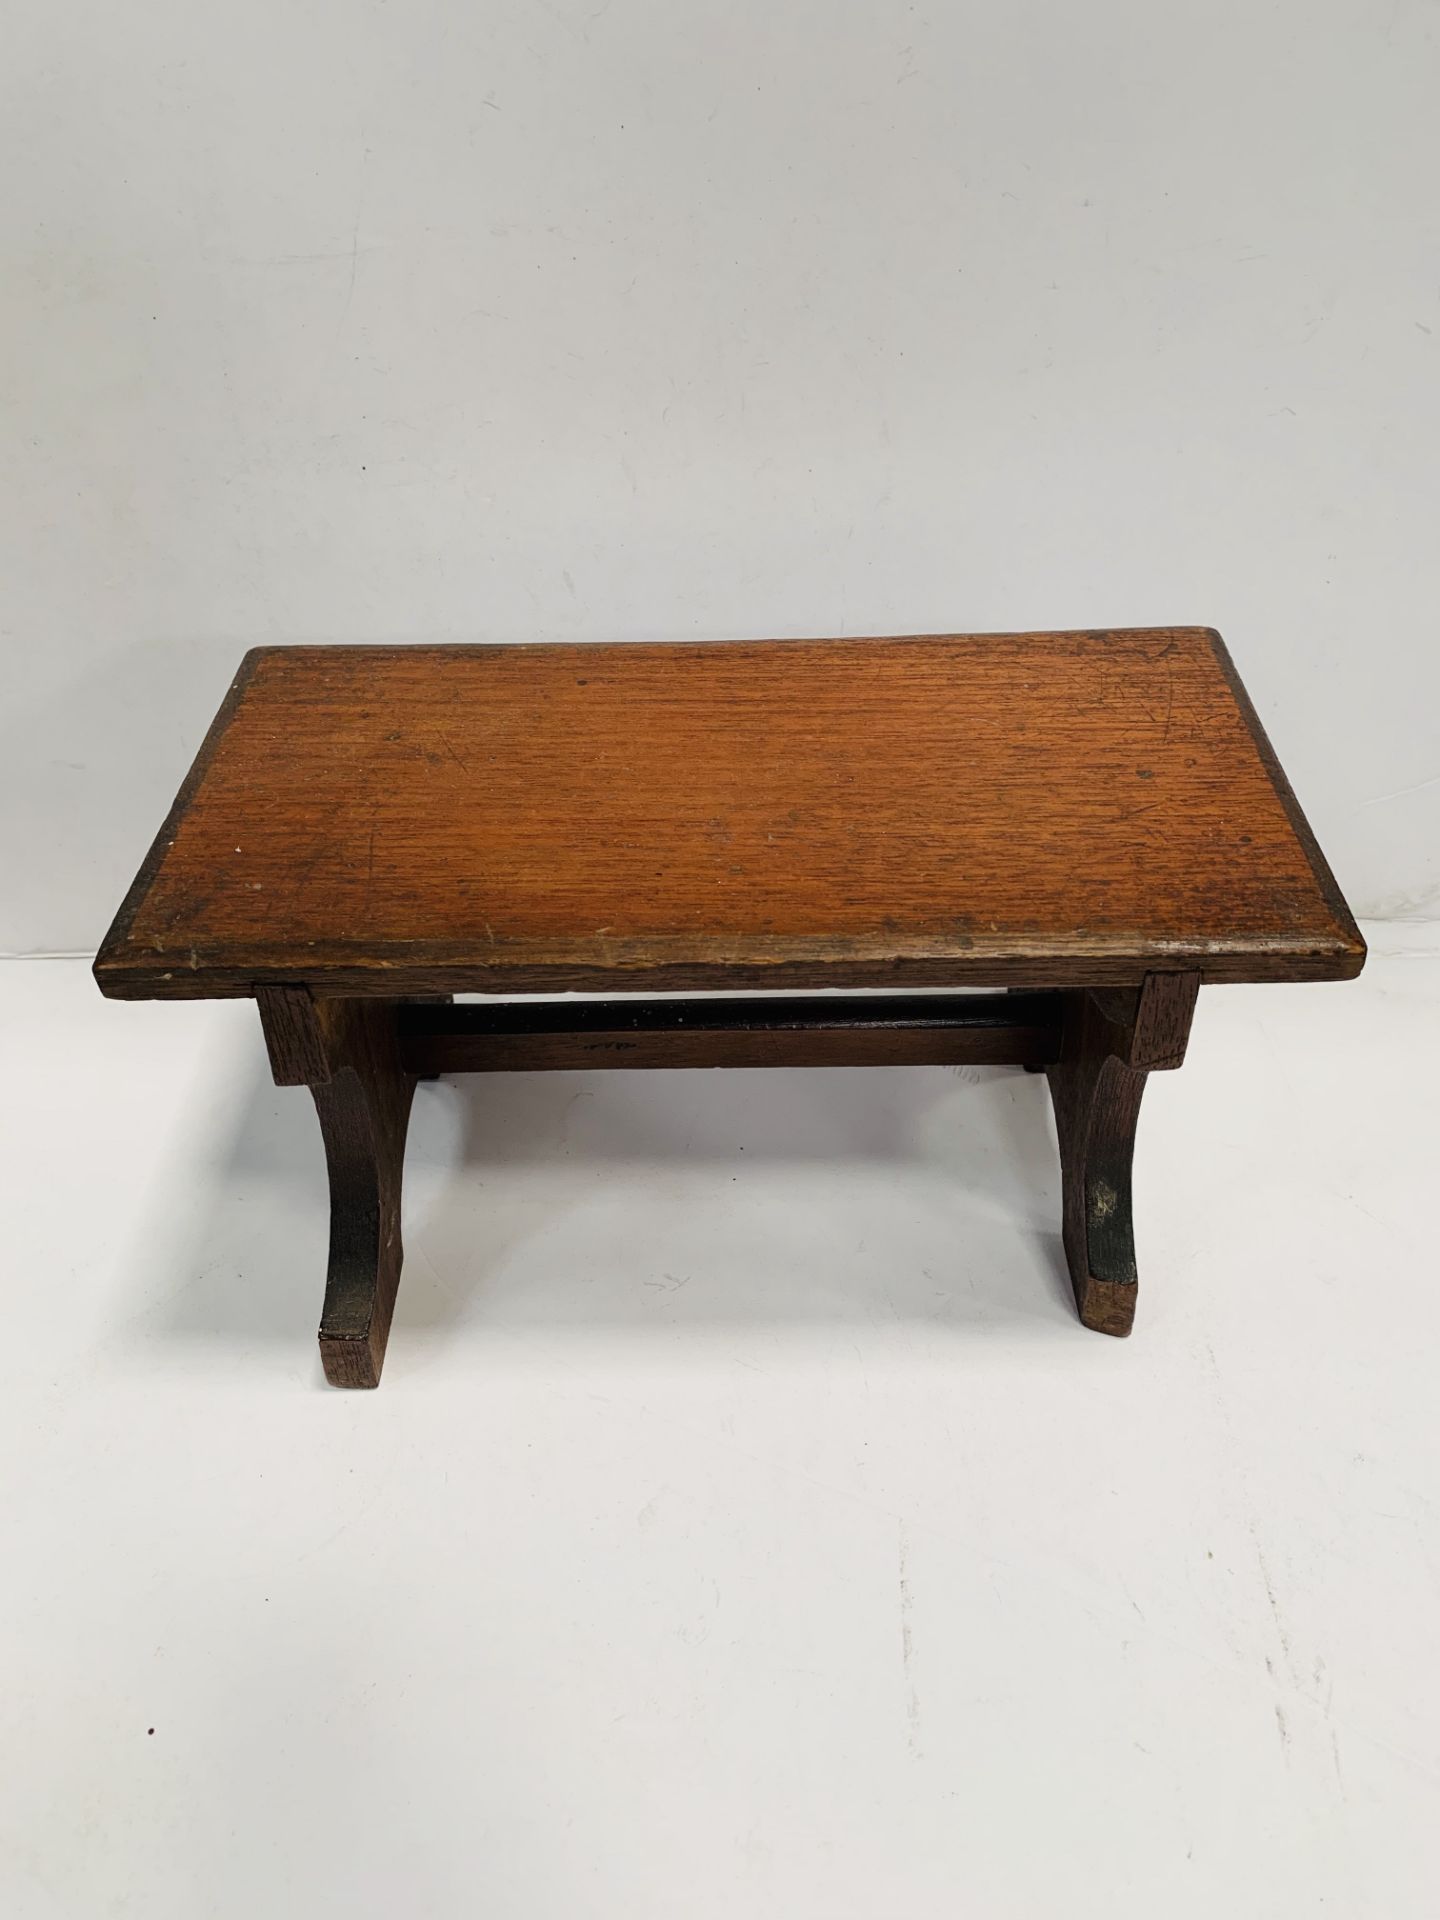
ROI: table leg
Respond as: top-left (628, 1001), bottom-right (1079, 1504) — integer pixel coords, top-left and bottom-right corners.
top-left (1045, 973), bottom-right (1199, 1336)
top-left (256, 989), bottom-right (415, 1387)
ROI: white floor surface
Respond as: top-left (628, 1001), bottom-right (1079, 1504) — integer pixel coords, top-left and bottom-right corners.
top-left (3, 928), bottom-right (1438, 1917)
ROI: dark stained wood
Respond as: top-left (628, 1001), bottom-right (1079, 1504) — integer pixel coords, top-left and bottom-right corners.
top-left (1045, 973), bottom-right (1200, 1337)
top-left (401, 991), bottom-right (452, 1080)
top-left (1127, 969), bottom-right (1200, 1069)
top-left (257, 990), bottom-right (414, 1388)
top-left (93, 631), bottom-right (1365, 1001)
top-left (1089, 971), bottom-right (1201, 1070)
top-left (255, 983), bottom-right (332, 1086)
top-left (397, 992), bottom-right (1063, 1075)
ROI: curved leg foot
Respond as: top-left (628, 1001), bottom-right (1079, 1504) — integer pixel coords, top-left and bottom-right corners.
top-left (257, 989), bottom-right (415, 1387)
top-left (1045, 973), bottom-right (1199, 1337)
top-left (1047, 1013), bottom-right (1147, 1334)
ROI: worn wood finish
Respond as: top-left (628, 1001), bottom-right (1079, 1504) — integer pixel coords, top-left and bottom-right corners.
top-left (257, 989), bottom-right (414, 1387)
top-left (256, 982), bottom-right (332, 1086)
top-left (398, 992), bottom-right (1063, 1075)
top-left (94, 630), bottom-right (1364, 1001)
top-left (1045, 972), bottom-right (1200, 1337)
top-left (96, 631), bottom-right (1367, 1381)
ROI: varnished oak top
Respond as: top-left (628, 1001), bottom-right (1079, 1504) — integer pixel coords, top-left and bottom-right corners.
top-left (95, 631), bottom-right (1364, 999)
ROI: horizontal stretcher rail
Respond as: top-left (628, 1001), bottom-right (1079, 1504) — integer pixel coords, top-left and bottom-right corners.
top-left (396, 992), bottom-right (1064, 1074)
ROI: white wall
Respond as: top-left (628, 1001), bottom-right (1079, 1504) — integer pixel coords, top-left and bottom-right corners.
top-left (3, 0), bottom-right (1436, 952)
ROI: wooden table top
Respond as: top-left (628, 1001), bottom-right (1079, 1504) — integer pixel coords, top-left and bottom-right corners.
top-left (95, 630), bottom-right (1364, 999)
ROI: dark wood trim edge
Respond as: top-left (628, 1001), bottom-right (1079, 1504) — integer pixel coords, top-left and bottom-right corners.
top-left (1204, 629), bottom-right (1365, 977)
top-left (92, 939), bottom-right (1361, 1001)
top-left (92, 649), bottom-right (266, 995)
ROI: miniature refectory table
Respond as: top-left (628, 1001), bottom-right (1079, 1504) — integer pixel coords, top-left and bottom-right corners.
top-left (95, 630), bottom-right (1364, 1385)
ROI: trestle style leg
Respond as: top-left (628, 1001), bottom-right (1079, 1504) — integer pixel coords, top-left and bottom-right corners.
top-left (1045, 973), bottom-right (1200, 1336)
top-left (257, 988), bottom-right (414, 1387)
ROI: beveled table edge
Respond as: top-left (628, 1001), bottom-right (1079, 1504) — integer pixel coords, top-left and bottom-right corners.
top-left (93, 630), bottom-right (1367, 1002)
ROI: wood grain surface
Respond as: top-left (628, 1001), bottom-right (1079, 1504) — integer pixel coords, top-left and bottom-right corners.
top-left (94, 630), bottom-right (1364, 999)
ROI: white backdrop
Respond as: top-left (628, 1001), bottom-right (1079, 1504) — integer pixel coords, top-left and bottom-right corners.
top-left (3, 0), bottom-right (1437, 953)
